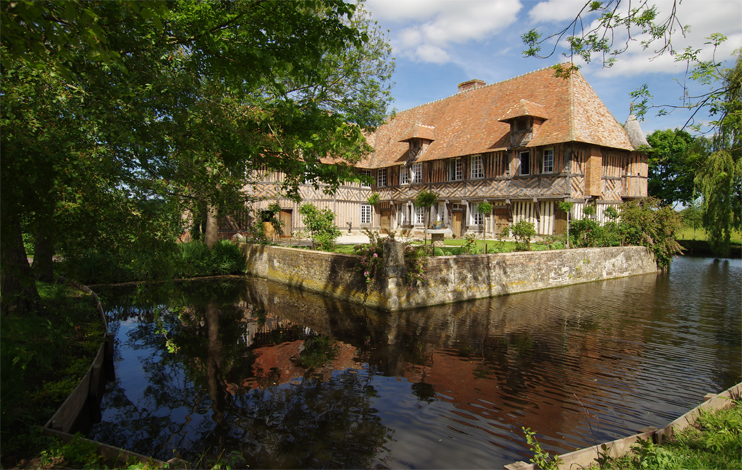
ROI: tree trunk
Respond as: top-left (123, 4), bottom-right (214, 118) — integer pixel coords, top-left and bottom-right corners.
top-left (32, 212), bottom-right (55, 282)
top-left (204, 203), bottom-right (219, 250)
top-left (1, 217), bottom-right (41, 315)
top-left (205, 302), bottom-right (225, 424)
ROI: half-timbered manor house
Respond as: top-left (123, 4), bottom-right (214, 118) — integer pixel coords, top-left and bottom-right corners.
top-left (246, 66), bottom-right (649, 239)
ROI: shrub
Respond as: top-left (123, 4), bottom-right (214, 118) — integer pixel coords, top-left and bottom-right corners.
top-left (300, 203), bottom-right (341, 251)
top-left (620, 197), bottom-right (683, 269)
top-left (512, 220), bottom-right (537, 251)
top-left (177, 240), bottom-right (245, 277)
top-left (353, 229), bottom-right (385, 284)
top-left (570, 218), bottom-right (601, 248)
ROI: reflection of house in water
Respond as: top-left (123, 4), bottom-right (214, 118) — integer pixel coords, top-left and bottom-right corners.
top-left (225, 308), bottom-right (363, 396)
top-left (384, 281), bottom-right (650, 450)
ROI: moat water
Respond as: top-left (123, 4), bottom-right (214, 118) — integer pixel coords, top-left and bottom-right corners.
top-left (89, 256), bottom-right (741, 469)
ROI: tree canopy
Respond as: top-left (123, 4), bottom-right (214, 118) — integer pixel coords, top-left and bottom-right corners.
top-left (1, 0), bottom-right (394, 314)
top-left (646, 128), bottom-right (702, 207)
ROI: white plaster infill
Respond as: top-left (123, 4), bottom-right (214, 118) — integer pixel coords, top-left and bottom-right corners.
top-left (504, 382), bottom-right (742, 470)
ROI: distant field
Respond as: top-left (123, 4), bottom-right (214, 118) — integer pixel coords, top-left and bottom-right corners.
top-left (677, 227), bottom-right (742, 244)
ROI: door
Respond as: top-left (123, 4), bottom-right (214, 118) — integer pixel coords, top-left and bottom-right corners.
top-left (380, 210), bottom-right (391, 233)
top-left (452, 211), bottom-right (463, 237)
top-left (279, 210), bottom-right (292, 237)
top-left (494, 208), bottom-right (510, 236)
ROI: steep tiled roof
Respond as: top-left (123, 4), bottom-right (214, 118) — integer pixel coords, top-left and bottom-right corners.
top-left (359, 66), bottom-right (634, 169)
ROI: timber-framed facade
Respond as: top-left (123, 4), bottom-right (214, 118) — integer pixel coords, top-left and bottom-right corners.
top-left (241, 66), bottom-right (649, 239)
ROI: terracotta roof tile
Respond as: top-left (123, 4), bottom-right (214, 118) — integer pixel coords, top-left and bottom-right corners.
top-left (499, 99), bottom-right (549, 121)
top-left (359, 67), bottom-right (634, 169)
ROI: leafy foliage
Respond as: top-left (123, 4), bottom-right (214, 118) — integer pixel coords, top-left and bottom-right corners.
top-left (299, 203), bottom-right (342, 251)
top-left (403, 243), bottom-right (430, 288)
top-left (57, 240), bottom-right (246, 284)
top-left (523, 427), bottom-right (563, 470)
top-left (599, 401), bottom-right (742, 470)
top-left (646, 129), bottom-right (702, 207)
top-left (620, 198), bottom-right (684, 268)
top-left (1, 0), bottom-right (394, 314)
top-left (1, 282), bottom-right (104, 464)
top-left (512, 220), bottom-right (537, 251)
top-left (353, 229), bottom-right (385, 284)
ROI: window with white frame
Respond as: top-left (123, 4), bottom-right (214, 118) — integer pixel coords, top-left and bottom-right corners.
top-left (448, 157), bottom-right (462, 181)
top-left (472, 203), bottom-right (485, 225)
top-left (470, 155), bottom-right (484, 179)
top-left (377, 168), bottom-right (387, 187)
top-left (412, 162), bottom-right (423, 183)
top-left (519, 151), bottom-right (531, 175)
top-left (361, 204), bottom-right (372, 225)
top-left (397, 204), bottom-right (406, 225)
top-left (360, 169), bottom-right (372, 188)
top-left (543, 148), bottom-right (554, 173)
top-left (400, 166), bottom-right (409, 185)
top-left (415, 206), bottom-right (425, 225)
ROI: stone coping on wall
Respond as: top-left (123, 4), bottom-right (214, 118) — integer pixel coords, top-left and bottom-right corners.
top-left (241, 243), bottom-right (660, 311)
top-left (504, 382), bottom-right (742, 470)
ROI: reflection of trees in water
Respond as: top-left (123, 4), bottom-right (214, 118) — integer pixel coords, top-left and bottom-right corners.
top-left (94, 293), bottom-right (394, 468)
top-left (191, 370), bottom-right (394, 469)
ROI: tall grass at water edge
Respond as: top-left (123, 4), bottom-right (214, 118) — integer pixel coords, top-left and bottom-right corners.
top-left (57, 240), bottom-right (246, 285)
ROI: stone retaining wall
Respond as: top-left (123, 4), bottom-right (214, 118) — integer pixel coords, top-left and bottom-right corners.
top-left (242, 243), bottom-right (659, 311)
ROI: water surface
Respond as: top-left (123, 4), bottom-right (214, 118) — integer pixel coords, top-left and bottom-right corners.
top-left (90, 256), bottom-right (741, 468)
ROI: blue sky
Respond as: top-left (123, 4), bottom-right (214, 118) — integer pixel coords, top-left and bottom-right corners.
top-left (363, 0), bottom-right (742, 135)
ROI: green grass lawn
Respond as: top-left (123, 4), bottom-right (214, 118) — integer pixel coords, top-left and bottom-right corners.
top-left (676, 227), bottom-right (742, 244)
top-left (594, 400), bottom-right (742, 470)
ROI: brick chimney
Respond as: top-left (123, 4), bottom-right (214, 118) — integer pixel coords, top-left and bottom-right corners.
top-left (458, 79), bottom-right (486, 93)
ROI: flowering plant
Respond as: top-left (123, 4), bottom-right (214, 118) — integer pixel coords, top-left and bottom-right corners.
top-left (353, 229), bottom-right (385, 284)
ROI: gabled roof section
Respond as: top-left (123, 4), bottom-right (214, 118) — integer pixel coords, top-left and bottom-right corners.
top-left (399, 123), bottom-right (436, 142)
top-left (359, 66), bottom-right (635, 169)
top-left (499, 99), bottom-right (549, 122)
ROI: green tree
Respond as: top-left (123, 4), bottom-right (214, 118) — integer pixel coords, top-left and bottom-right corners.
top-left (1, 0), bottom-right (393, 314)
top-left (646, 129), bottom-right (703, 207)
top-left (299, 204), bottom-right (342, 251)
top-left (694, 53), bottom-right (742, 258)
top-left (414, 190), bottom-right (438, 245)
top-left (477, 202), bottom-right (493, 240)
top-left (511, 220), bottom-right (537, 251)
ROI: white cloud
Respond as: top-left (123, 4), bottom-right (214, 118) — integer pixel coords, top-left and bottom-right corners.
top-left (416, 44), bottom-right (452, 63)
top-left (366, 0), bottom-right (523, 63)
top-left (528, 0), bottom-right (598, 24)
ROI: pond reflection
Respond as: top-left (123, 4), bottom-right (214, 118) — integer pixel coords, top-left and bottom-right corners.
top-left (90, 257), bottom-right (741, 469)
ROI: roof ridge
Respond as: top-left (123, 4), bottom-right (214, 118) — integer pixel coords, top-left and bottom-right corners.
top-left (391, 64), bottom-right (560, 115)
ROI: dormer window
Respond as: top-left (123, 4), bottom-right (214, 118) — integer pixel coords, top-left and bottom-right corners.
top-left (515, 117), bottom-right (532, 132)
top-left (399, 124), bottom-right (436, 163)
top-left (498, 100), bottom-right (548, 149)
